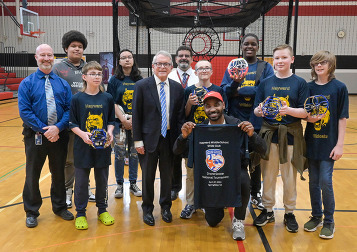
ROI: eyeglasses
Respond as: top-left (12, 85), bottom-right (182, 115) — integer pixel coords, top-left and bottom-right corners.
top-left (313, 60), bottom-right (328, 67)
top-left (120, 56), bottom-right (133, 60)
top-left (178, 54), bottom-right (191, 58)
top-left (196, 67), bottom-right (212, 72)
top-left (86, 73), bottom-right (103, 77)
top-left (154, 62), bottom-right (172, 68)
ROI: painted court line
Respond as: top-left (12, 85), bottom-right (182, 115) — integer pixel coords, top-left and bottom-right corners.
top-left (0, 172), bottom-right (51, 213)
top-left (24, 223), bottom-right (199, 252)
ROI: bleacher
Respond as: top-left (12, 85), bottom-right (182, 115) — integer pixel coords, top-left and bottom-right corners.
top-left (0, 66), bottom-right (24, 100)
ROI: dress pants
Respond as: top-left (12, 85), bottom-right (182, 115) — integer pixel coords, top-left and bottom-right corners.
top-left (139, 132), bottom-right (173, 214)
top-left (171, 154), bottom-right (182, 193)
top-left (23, 129), bottom-right (68, 217)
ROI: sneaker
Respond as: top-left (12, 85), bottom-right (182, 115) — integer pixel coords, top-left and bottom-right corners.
top-left (319, 222), bottom-right (335, 239)
top-left (129, 183), bottom-right (142, 197)
top-left (114, 184), bottom-right (123, 198)
top-left (304, 216), bottom-right (323, 232)
top-left (253, 209), bottom-right (275, 226)
top-left (250, 193), bottom-right (264, 210)
top-left (124, 157), bottom-right (129, 166)
top-left (232, 218), bottom-right (245, 240)
top-left (88, 189), bottom-right (96, 202)
top-left (180, 204), bottom-right (196, 219)
top-left (66, 188), bottom-right (73, 209)
top-left (284, 213), bottom-right (299, 233)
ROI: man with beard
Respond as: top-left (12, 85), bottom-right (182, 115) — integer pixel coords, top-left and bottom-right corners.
top-left (173, 91), bottom-right (266, 240)
top-left (168, 46), bottom-right (199, 201)
top-left (18, 44), bottom-right (74, 228)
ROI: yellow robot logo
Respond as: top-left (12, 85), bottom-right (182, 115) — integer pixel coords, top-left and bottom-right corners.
top-left (275, 95), bottom-right (289, 121)
top-left (194, 106), bottom-right (208, 124)
top-left (123, 89), bottom-right (134, 110)
top-left (86, 112), bottom-right (103, 132)
top-left (314, 108), bottom-right (330, 131)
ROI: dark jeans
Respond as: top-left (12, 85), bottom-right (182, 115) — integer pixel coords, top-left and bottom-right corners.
top-left (74, 167), bottom-right (109, 217)
top-left (205, 167), bottom-right (250, 226)
top-left (308, 159), bottom-right (335, 224)
top-left (23, 129), bottom-right (68, 217)
top-left (113, 122), bottom-right (138, 184)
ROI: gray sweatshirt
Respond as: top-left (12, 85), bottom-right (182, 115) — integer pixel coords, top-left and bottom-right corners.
top-left (53, 58), bottom-right (86, 95)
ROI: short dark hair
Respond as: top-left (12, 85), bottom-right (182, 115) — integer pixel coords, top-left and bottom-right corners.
top-left (241, 33), bottom-right (259, 46)
top-left (176, 45), bottom-right (193, 57)
top-left (61, 30), bottom-right (88, 53)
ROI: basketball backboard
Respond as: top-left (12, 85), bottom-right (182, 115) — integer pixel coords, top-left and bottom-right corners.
top-left (19, 7), bottom-right (44, 38)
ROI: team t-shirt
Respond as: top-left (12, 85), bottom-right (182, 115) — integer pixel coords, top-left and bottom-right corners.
top-left (69, 91), bottom-right (115, 168)
top-left (187, 125), bottom-right (244, 208)
top-left (305, 79), bottom-right (349, 160)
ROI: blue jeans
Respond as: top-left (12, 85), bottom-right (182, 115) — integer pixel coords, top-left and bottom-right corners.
top-left (308, 159), bottom-right (335, 224)
top-left (113, 121), bottom-right (138, 184)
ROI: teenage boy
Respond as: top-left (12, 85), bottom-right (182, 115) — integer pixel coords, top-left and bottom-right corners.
top-left (253, 44), bottom-right (309, 233)
top-left (53, 30), bottom-right (95, 208)
top-left (304, 51), bottom-right (348, 239)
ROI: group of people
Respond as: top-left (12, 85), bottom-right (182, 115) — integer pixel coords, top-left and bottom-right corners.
top-left (18, 31), bottom-right (348, 242)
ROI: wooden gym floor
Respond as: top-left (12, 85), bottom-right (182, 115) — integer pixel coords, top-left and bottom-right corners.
top-left (1, 96), bottom-right (357, 252)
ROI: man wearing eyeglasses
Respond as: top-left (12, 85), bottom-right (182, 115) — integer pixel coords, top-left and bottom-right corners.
top-left (132, 51), bottom-right (185, 226)
top-left (18, 44), bottom-right (74, 228)
top-left (168, 46), bottom-right (199, 201)
top-left (53, 30), bottom-right (96, 209)
top-left (179, 60), bottom-right (226, 219)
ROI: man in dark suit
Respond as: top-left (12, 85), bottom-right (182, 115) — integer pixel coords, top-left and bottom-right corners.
top-left (132, 50), bottom-right (185, 226)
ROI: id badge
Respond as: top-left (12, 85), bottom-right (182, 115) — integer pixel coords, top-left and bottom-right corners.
top-left (35, 132), bottom-right (42, 145)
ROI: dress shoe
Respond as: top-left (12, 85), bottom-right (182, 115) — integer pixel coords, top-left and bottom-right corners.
top-left (161, 209), bottom-right (172, 223)
top-left (26, 216), bottom-right (38, 228)
top-left (143, 212), bottom-right (155, 226)
top-left (55, 209), bottom-right (74, 220)
top-left (171, 190), bottom-right (178, 201)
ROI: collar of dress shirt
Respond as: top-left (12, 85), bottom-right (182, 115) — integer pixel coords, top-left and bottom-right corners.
top-left (154, 74), bottom-right (169, 86)
top-left (36, 68), bottom-right (54, 79)
top-left (177, 67), bottom-right (193, 77)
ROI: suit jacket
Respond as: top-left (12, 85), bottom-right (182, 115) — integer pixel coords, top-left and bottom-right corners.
top-left (132, 76), bottom-right (185, 153)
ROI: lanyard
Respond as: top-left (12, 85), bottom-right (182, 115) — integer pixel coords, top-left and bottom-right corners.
top-left (176, 70), bottom-right (190, 89)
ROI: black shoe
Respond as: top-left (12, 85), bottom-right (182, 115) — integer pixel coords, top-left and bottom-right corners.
top-left (143, 212), bottom-right (155, 226)
top-left (171, 190), bottom-right (178, 201)
top-left (253, 209), bottom-right (275, 227)
top-left (161, 209), bottom-right (172, 223)
top-left (284, 213), bottom-right (299, 233)
top-left (250, 193), bottom-right (264, 211)
top-left (56, 209), bottom-right (74, 221)
top-left (26, 216), bottom-right (38, 228)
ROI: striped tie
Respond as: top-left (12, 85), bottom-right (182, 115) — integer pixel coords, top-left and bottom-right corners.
top-left (182, 72), bottom-right (188, 87)
top-left (160, 82), bottom-right (167, 138)
top-left (45, 75), bottom-right (57, 125)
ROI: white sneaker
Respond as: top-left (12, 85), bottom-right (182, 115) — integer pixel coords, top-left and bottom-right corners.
top-left (232, 217), bottom-right (245, 240)
top-left (88, 188), bottom-right (96, 202)
top-left (114, 184), bottom-right (123, 198)
top-left (129, 183), bottom-right (142, 197)
top-left (66, 188), bottom-right (73, 208)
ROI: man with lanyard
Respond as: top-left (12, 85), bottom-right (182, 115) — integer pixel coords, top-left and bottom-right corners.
top-left (18, 44), bottom-right (74, 228)
top-left (168, 45), bottom-right (199, 201)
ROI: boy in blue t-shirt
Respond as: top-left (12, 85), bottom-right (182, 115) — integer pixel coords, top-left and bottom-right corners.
top-left (303, 51), bottom-right (348, 239)
top-left (253, 44), bottom-right (309, 233)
